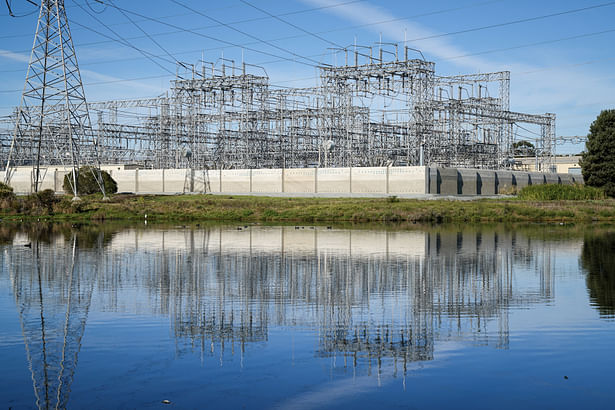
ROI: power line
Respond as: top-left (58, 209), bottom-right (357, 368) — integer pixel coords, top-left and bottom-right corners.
top-left (105, 0), bottom-right (182, 69)
top-left (239, 0), bottom-right (342, 49)
top-left (0, 0), bottom-right (366, 39)
top-left (168, 0), bottom-right (325, 67)
top-left (0, 0), bottom-right (507, 55)
top-left (445, 27), bottom-right (615, 61)
top-left (95, 0), bottom-right (323, 68)
top-left (71, 0), bottom-right (177, 75)
top-left (405, 1), bottom-right (615, 43)
top-left (2, 0), bottom-right (37, 17)
top-left (1, 1), bottom-right (614, 92)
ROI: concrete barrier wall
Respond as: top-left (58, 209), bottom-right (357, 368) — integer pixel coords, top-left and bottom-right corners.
top-left (495, 171), bottom-right (514, 194)
top-left (426, 167), bottom-right (582, 195)
top-left (458, 169), bottom-right (478, 195)
top-left (221, 169), bottom-right (251, 193)
top-left (389, 167), bottom-right (427, 194)
top-left (351, 167), bottom-right (387, 194)
top-left (252, 169), bottom-right (283, 193)
top-left (285, 168), bottom-right (316, 193)
top-left (163, 169), bottom-right (189, 193)
top-left (437, 168), bottom-right (460, 195)
top-left (317, 167), bottom-right (351, 193)
top-left (137, 169), bottom-right (164, 193)
top-left (477, 170), bottom-right (496, 195)
top-left (3, 165), bottom-right (581, 197)
top-left (112, 170), bottom-right (138, 193)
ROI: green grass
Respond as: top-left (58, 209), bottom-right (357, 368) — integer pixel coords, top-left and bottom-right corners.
top-left (518, 184), bottom-right (606, 201)
top-left (1, 192), bottom-right (614, 224)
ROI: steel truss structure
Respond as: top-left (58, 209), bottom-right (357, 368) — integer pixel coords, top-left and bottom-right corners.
top-left (3, 0), bottom-right (107, 195)
top-left (1, 44), bottom-right (556, 172)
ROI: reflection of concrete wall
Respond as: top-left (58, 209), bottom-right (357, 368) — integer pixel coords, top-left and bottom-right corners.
top-left (108, 227), bottom-right (427, 258)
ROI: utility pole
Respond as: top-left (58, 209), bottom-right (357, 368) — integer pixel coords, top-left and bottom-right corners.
top-left (4, 0), bottom-right (106, 199)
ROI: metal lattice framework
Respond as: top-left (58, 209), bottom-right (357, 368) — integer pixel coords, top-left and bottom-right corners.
top-left (3, 0), bottom-right (105, 196)
top-left (1, 42), bottom-right (557, 174)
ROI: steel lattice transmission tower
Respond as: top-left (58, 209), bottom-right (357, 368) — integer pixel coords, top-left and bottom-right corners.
top-left (4, 0), bottom-right (105, 198)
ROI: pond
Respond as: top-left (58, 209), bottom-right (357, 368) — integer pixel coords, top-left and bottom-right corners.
top-left (0, 223), bottom-right (614, 409)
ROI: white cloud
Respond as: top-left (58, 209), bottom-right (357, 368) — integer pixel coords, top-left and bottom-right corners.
top-left (0, 48), bottom-right (164, 101)
top-left (0, 49), bottom-right (30, 63)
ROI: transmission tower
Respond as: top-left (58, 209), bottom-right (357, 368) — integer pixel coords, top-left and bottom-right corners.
top-left (4, 0), bottom-right (105, 198)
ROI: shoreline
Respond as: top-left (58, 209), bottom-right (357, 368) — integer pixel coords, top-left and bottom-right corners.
top-left (1, 194), bottom-right (614, 224)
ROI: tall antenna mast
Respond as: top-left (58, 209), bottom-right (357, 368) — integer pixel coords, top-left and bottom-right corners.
top-left (4, 0), bottom-right (105, 199)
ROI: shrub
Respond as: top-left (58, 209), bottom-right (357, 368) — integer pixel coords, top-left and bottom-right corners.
top-left (63, 166), bottom-right (117, 196)
top-left (22, 189), bottom-right (59, 214)
top-left (518, 184), bottom-right (606, 201)
top-left (0, 181), bottom-right (15, 199)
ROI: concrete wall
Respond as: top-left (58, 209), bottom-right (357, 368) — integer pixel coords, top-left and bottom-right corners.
top-left (317, 167), bottom-right (351, 193)
top-left (285, 168), bottom-right (316, 193)
top-left (426, 167), bottom-right (582, 195)
top-left (389, 166), bottom-right (428, 194)
top-left (111, 170), bottom-right (138, 193)
top-left (251, 169), bottom-right (283, 193)
top-left (3, 165), bottom-right (581, 197)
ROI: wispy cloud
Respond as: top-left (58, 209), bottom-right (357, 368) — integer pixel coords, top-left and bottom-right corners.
top-left (0, 48), bottom-right (164, 101)
top-left (0, 49), bottom-right (30, 63)
top-left (299, 0), bottom-right (492, 70)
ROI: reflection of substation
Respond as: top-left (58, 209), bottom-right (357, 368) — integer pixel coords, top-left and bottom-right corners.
top-left (4, 234), bottom-right (97, 410)
top-left (2, 226), bottom-right (558, 406)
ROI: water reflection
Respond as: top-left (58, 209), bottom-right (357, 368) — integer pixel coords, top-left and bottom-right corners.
top-left (6, 234), bottom-right (94, 410)
top-left (581, 232), bottom-right (615, 317)
top-left (0, 224), bottom-right (594, 408)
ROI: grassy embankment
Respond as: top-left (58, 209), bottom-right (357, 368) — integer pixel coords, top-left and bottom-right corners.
top-left (0, 183), bottom-right (613, 224)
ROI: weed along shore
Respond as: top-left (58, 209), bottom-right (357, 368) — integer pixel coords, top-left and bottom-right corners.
top-left (1, 184), bottom-right (614, 223)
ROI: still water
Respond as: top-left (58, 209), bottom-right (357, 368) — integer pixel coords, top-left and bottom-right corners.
top-left (0, 223), bottom-right (614, 409)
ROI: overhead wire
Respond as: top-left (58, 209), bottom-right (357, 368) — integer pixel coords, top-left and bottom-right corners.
top-left (92, 0), bottom-right (325, 69)
top-left (0, 0), bottom-right (525, 57)
top-left (0, 0), bottom-right (366, 40)
top-left (168, 0), bottom-right (325, 67)
top-left (105, 0), bottom-right (183, 69)
top-left (1, 0), bottom-right (614, 97)
top-left (239, 0), bottom-right (343, 49)
top-left (444, 27), bottom-right (615, 61)
top-left (2, 0), bottom-right (37, 17)
top-left (405, 1), bottom-right (615, 43)
top-left (70, 0), bottom-right (177, 74)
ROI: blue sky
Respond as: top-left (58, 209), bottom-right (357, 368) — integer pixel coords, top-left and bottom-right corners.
top-left (1, 0), bottom-right (614, 153)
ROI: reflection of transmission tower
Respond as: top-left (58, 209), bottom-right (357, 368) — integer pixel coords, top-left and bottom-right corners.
top-left (9, 236), bottom-right (95, 409)
top-left (4, 0), bottom-right (104, 198)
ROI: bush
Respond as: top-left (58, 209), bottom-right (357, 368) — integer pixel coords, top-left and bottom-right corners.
top-left (518, 184), bottom-right (606, 201)
top-left (63, 166), bottom-right (117, 196)
top-left (0, 181), bottom-right (15, 199)
top-left (22, 189), bottom-right (59, 214)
